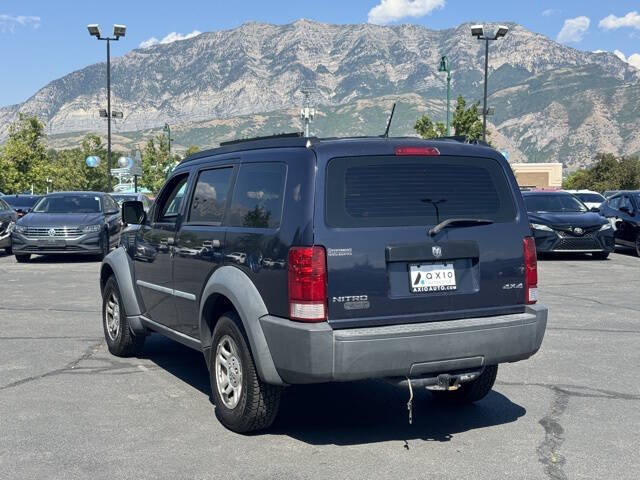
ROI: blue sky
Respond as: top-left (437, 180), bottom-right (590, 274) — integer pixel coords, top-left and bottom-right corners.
top-left (1, 0), bottom-right (639, 106)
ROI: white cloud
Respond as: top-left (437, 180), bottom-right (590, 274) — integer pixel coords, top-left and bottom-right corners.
top-left (0, 14), bottom-right (40, 33)
top-left (608, 49), bottom-right (640, 69)
top-left (542, 9), bottom-right (560, 17)
top-left (139, 30), bottom-right (201, 49)
top-left (557, 16), bottom-right (590, 43)
top-left (367, 0), bottom-right (445, 25)
top-left (599, 11), bottom-right (640, 30)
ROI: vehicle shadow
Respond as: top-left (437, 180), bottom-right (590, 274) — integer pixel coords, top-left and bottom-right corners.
top-left (142, 335), bottom-right (526, 445)
top-left (22, 254), bottom-right (99, 264)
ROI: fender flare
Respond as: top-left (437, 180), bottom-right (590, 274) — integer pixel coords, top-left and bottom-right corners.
top-left (199, 266), bottom-right (284, 386)
top-left (101, 247), bottom-right (145, 335)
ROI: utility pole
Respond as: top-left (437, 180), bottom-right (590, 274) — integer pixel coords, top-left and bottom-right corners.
top-left (164, 123), bottom-right (172, 157)
top-left (438, 55), bottom-right (451, 136)
top-left (300, 90), bottom-right (315, 138)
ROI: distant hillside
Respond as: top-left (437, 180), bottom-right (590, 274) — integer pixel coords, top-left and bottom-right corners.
top-left (3, 20), bottom-right (640, 171)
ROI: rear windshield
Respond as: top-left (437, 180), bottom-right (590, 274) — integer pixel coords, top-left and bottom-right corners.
top-left (326, 156), bottom-right (516, 228)
top-left (574, 193), bottom-right (604, 203)
top-left (4, 196), bottom-right (39, 208)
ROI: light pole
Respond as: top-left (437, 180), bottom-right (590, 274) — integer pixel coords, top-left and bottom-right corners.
top-left (88, 24), bottom-right (126, 192)
top-left (471, 24), bottom-right (508, 142)
top-left (163, 123), bottom-right (172, 157)
top-left (438, 55), bottom-right (451, 136)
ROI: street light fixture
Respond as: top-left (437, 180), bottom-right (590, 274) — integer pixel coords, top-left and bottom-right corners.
top-left (88, 23), bottom-right (126, 192)
top-left (471, 24), bottom-right (509, 142)
top-left (438, 55), bottom-right (451, 136)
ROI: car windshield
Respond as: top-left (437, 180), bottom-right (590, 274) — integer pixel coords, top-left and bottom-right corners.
top-left (3, 196), bottom-right (40, 208)
top-left (111, 194), bottom-right (135, 204)
top-left (574, 193), bottom-right (604, 203)
top-left (33, 195), bottom-right (102, 213)
top-left (524, 194), bottom-right (588, 213)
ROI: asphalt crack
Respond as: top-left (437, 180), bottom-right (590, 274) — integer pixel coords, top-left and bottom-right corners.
top-left (537, 387), bottom-right (569, 480)
top-left (0, 340), bottom-right (146, 391)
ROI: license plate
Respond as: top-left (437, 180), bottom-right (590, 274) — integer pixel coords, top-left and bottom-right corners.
top-left (39, 238), bottom-right (65, 246)
top-left (409, 263), bottom-right (457, 293)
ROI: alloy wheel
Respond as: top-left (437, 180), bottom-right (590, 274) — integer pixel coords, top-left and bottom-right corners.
top-left (215, 335), bottom-right (243, 409)
top-left (105, 292), bottom-right (121, 341)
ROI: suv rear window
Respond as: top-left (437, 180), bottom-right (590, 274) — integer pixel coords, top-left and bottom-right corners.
top-left (326, 156), bottom-right (516, 228)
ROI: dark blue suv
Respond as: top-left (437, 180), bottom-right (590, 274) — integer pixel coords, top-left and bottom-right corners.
top-left (100, 136), bottom-right (548, 432)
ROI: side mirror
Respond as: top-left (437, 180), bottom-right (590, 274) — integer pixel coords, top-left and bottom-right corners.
top-left (122, 201), bottom-right (146, 225)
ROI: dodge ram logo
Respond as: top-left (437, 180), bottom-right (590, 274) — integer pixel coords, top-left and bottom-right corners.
top-left (432, 246), bottom-right (442, 258)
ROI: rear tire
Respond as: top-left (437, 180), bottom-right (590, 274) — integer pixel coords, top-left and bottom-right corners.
top-left (15, 254), bottom-right (30, 263)
top-left (592, 252), bottom-right (609, 260)
top-left (430, 365), bottom-right (498, 405)
top-left (210, 312), bottom-right (281, 433)
top-left (102, 276), bottom-right (144, 357)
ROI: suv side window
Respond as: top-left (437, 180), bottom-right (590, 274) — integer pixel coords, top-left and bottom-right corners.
top-left (620, 195), bottom-right (633, 212)
top-left (156, 175), bottom-right (189, 223)
top-left (188, 167), bottom-right (233, 225)
top-left (227, 163), bottom-right (286, 228)
top-left (608, 197), bottom-right (621, 210)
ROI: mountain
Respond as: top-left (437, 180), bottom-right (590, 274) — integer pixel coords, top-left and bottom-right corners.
top-left (2, 20), bottom-right (640, 171)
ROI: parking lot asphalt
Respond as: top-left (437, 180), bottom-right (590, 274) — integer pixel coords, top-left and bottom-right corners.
top-left (0, 250), bottom-right (639, 480)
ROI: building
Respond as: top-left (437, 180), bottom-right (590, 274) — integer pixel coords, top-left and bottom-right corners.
top-left (510, 163), bottom-right (563, 189)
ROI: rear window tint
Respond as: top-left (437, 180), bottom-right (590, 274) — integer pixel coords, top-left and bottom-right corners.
top-left (326, 156), bottom-right (516, 228)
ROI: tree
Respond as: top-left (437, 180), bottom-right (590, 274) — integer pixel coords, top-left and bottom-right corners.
top-left (562, 153), bottom-right (640, 191)
top-left (184, 145), bottom-right (201, 157)
top-left (141, 134), bottom-right (177, 193)
top-left (0, 114), bottom-right (48, 193)
top-left (451, 96), bottom-right (484, 141)
top-left (414, 115), bottom-right (446, 139)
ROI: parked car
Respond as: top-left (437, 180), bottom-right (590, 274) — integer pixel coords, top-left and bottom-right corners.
top-left (12, 191), bottom-right (122, 262)
top-left (0, 197), bottom-right (18, 254)
top-left (523, 191), bottom-right (614, 259)
top-left (598, 191), bottom-right (640, 256)
top-left (2, 194), bottom-right (42, 218)
top-left (564, 190), bottom-right (606, 210)
top-left (111, 193), bottom-right (152, 213)
top-left (99, 135), bottom-right (548, 432)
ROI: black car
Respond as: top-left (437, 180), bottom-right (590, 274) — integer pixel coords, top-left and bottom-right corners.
top-left (2, 194), bottom-right (42, 218)
top-left (99, 135), bottom-right (547, 433)
top-left (12, 191), bottom-right (122, 262)
top-left (0, 197), bottom-right (18, 254)
top-left (523, 191), bottom-right (614, 259)
top-left (598, 190), bottom-right (640, 256)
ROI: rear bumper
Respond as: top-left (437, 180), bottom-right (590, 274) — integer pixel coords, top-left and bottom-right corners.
top-left (11, 232), bottom-right (102, 255)
top-left (260, 304), bottom-right (548, 384)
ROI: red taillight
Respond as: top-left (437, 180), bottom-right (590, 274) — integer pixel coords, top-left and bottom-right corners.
top-left (288, 246), bottom-right (327, 322)
top-left (523, 237), bottom-right (538, 305)
top-left (394, 146), bottom-right (440, 156)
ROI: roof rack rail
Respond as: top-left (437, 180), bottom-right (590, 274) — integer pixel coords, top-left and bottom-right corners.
top-left (219, 132), bottom-right (304, 146)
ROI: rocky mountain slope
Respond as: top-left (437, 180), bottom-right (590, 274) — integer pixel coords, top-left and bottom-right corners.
top-left (3, 20), bottom-right (640, 171)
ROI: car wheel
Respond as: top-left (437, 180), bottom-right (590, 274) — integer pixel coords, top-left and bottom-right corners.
top-left (430, 365), bottom-right (498, 405)
top-left (15, 254), bottom-right (30, 263)
top-left (592, 252), bottom-right (609, 260)
top-left (210, 312), bottom-right (282, 433)
top-left (102, 276), bottom-right (145, 357)
top-left (97, 230), bottom-right (109, 261)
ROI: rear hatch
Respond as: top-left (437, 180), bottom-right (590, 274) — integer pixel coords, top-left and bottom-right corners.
top-left (316, 149), bottom-right (529, 329)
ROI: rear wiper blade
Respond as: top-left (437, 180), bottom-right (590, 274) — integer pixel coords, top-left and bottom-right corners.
top-left (428, 218), bottom-right (494, 236)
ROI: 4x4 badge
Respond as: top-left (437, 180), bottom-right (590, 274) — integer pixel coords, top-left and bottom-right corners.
top-left (432, 246), bottom-right (442, 258)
